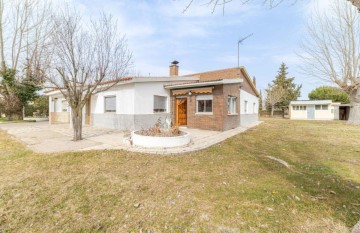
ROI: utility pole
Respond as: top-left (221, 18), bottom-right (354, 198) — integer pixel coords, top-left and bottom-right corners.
top-left (237, 33), bottom-right (254, 68)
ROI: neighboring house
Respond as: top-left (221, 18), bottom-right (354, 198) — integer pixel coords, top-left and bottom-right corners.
top-left (45, 61), bottom-right (259, 131)
top-left (289, 100), bottom-right (350, 121)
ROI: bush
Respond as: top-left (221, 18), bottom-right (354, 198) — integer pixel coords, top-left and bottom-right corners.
top-left (24, 96), bottom-right (49, 117)
top-left (137, 118), bottom-right (183, 137)
top-left (308, 86), bottom-right (350, 104)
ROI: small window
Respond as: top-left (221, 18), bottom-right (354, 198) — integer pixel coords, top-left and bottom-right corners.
top-left (53, 98), bottom-right (58, 112)
top-left (300, 106), bottom-right (307, 110)
top-left (315, 105), bottom-right (321, 110)
top-left (228, 96), bottom-right (237, 114)
top-left (196, 95), bottom-right (213, 113)
top-left (292, 106), bottom-right (296, 110)
top-left (296, 106), bottom-right (300, 110)
top-left (244, 101), bottom-right (248, 113)
top-left (154, 95), bottom-right (167, 113)
top-left (253, 102), bottom-right (256, 113)
top-left (104, 96), bottom-right (116, 112)
top-left (322, 105), bottom-right (328, 110)
top-left (61, 100), bottom-right (68, 112)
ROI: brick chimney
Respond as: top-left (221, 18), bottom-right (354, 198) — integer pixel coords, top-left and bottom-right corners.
top-left (169, 60), bottom-right (179, 77)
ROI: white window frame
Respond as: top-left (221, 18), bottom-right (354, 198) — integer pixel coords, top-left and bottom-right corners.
top-left (228, 96), bottom-right (237, 115)
top-left (196, 95), bottom-right (213, 114)
top-left (322, 105), bottom-right (328, 110)
top-left (61, 100), bottom-right (68, 112)
top-left (53, 98), bottom-right (58, 112)
top-left (153, 95), bottom-right (167, 113)
top-left (244, 101), bottom-right (248, 114)
top-left (104, 95), bottom-right (116, 113)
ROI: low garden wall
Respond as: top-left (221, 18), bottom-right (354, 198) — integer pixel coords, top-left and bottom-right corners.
top-left (131, 131), bottom-right (191, 148)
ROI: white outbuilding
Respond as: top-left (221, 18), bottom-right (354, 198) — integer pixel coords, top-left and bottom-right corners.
top-left (289, 100), bottom-right (350, 121)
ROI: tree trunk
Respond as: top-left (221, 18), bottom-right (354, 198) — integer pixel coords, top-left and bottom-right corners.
top-left (72, 108), bottom-right (83, 141)
top-left (271, 105), bottom-right (274, 117)
top-left (348, 89), bottom-right (360, 125)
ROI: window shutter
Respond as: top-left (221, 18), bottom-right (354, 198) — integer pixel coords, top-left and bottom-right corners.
top-left (105, 96), bottom-right (116, 112)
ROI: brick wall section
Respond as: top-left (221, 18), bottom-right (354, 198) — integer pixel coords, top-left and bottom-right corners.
top-left (49, 112), bottom-right (70, 124)
top-left (184, 67), bottom-right (241, 81)
top-left (183, 67), bottom-right (258, 97)
top-left (186, 85), bottom-right (224, 131)
top-left (170, 83), bottom-right (241, 131)
top-left (222, 84), bottom-right (241, 130)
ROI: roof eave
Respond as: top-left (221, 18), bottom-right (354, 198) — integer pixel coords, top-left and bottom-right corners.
top-left (164, 78), bottom-right (243, 89)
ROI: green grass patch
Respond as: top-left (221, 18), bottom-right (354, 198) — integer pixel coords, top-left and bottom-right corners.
top-left (0, 119), bottom-right (359, 232)
top-left (0, 118), bottom-right (36, 123)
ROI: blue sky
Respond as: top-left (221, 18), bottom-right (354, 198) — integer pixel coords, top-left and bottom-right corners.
top-left (73, 0), bottom-right (330, 99)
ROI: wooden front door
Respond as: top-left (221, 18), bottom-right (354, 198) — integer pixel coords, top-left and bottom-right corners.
top-left (176, 98), bottom-right (187, 126)
top-left (85, 97), bottom-right (91, 125)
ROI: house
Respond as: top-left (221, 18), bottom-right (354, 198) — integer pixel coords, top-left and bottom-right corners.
top-left (289, 100), bottom-right (350, 121)
top-left (45, 61), bottom-right (259, 131)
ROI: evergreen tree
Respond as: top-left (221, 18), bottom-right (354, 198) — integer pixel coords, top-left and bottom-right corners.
top-left (272, 63), bottom-right (302, 108)
top-left (259, 89), bottom-right (263, 111)
top-left (0, 68), bottom-right (41, 120)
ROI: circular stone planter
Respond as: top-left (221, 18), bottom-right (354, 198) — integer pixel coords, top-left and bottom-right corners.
top-left (131, 131), bottom-right (191, 148)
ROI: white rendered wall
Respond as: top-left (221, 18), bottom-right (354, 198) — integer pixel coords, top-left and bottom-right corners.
top-left (314, 105), bottom-right (335, 120)
top-left (49, 95), bottom-right (68, 113)
top-left (133, 82), bottom-right (170, 114)
top-left (91, 83), bottom-right (135, 114)
top-left (90, 82), bottom-right (170, 115)
top-left (290, 104), bottom-right (335, 120)
top-left (240, 89), bottom-right (259, 114)
top-left (289, 107), bottom-right (307, 119)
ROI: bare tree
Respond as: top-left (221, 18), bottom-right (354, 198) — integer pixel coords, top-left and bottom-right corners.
top-left (182, 0), bottom-right (360, 14)
top-left (182, 0), bottom-right (298, 14)
top-left (300, 0), bottom-right (360, 124)
top-left (266, 85), bottom-right (286, 116)
top-left (0, 0), bottom-right (51, 119)
top-left (349, 0), bottom-right (360, 11)
top-left (43, 10), bottom-right (132, 141)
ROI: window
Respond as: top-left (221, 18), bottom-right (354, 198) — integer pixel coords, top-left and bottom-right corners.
top-left (253, 102), bottom-right (256, 113)
top-left (104, 96), bottom-right (116, 112)
top-left (61, 100), bottom-right (68, 112)
top-left (228, 96), bottom-right (237, 114)
top-left (196, 95), bottom-right (213, 113)
top-left (315, 105), bottom-right (329, 110)
top-left (300, 106), bottom-right (307, 110)
top-left (244, 101), bottom-right (248, 113)
top-left (292, 106), bottom-right (296, 110)
top-left (53, 98), bottom-right (58, 112)
top-left (154, 95), bottom-right (167, 113)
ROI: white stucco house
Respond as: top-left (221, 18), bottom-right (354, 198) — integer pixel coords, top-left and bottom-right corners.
top-left (45, 62), bottom-right (260, 131)
top-left (289, 100), bottom-right (350, 121)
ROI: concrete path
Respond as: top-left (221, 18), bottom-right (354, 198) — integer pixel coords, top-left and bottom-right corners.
top-left (0, 121), bottom-right (262, 155)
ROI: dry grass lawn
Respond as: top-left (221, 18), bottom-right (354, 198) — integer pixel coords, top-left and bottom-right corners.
top-left (0, 118), bottom-right (359, 232)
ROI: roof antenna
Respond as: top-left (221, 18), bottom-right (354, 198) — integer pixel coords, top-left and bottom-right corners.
top-left (237, 33), bottom-right (254, 68)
